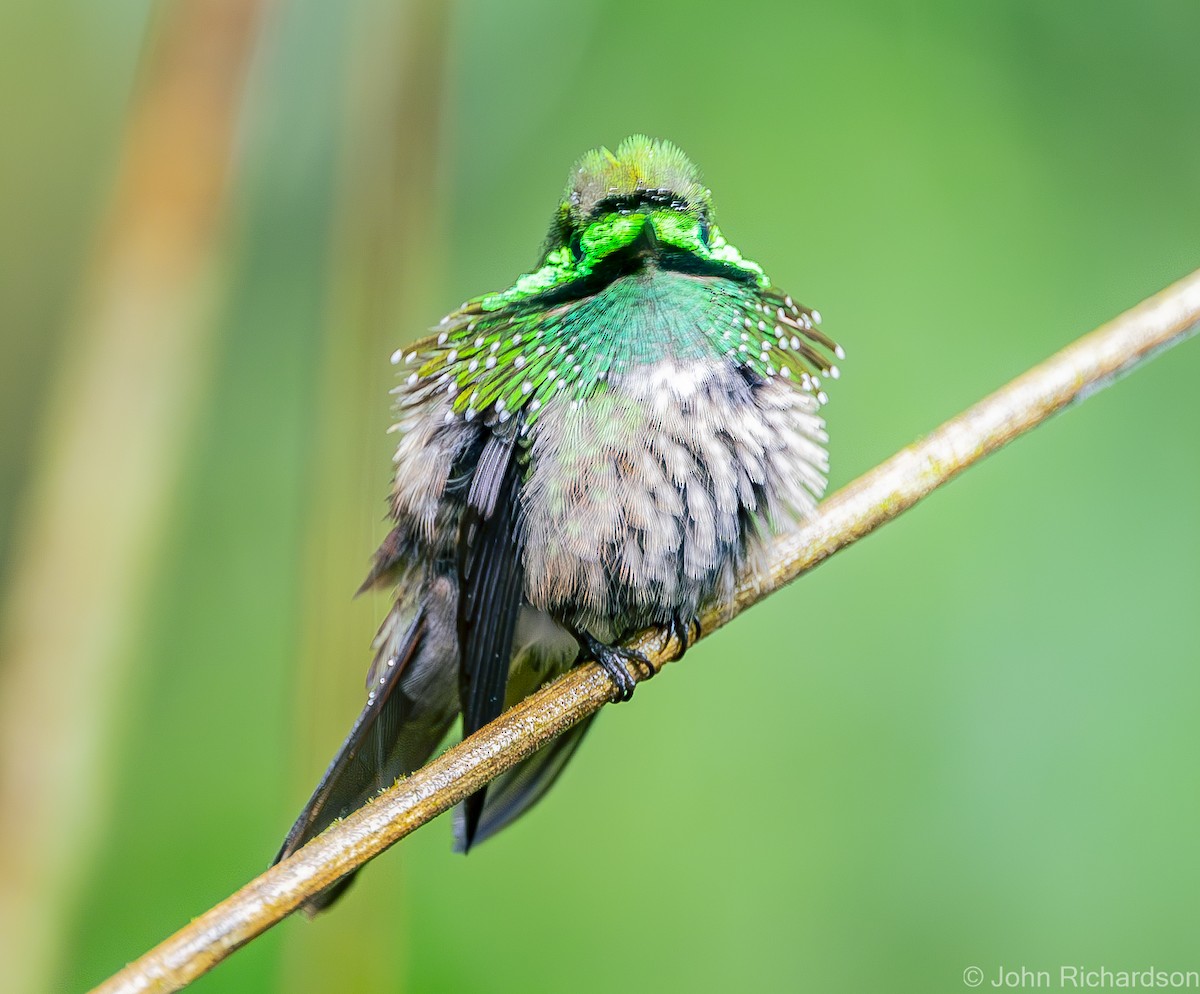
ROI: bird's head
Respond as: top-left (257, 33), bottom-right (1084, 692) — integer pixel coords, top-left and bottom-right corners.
top-left (477, 136), bottom-right (768, 312)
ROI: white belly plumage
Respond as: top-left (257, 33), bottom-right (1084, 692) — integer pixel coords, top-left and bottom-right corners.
top-left (521, 357), bottom-right (828, 640)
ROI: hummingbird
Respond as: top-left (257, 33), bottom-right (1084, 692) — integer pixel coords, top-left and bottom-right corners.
top-left (275, 135), bottom-right (841, 911)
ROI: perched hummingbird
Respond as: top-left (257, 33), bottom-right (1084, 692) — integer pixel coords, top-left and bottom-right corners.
top-left (275, 135), bottom-right (841, 911)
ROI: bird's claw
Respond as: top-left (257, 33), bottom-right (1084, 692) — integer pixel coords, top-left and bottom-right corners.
top-left (575, 632), bottom-right (650, 702)
top-left (667, 613), bottom-right (702, 659)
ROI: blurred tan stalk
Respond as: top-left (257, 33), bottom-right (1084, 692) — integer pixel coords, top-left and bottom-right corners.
top-left (91, 268), bottom-right (1200, 994)
top-left (278, 1), bottom-right (451, 990)
top-left (0, 3), bottom-right (268, 993)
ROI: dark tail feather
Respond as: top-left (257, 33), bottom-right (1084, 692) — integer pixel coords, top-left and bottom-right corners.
top-left (274, 577), bottom-right (459, 913)
top-left (452, 713), bottom-right (597, 852)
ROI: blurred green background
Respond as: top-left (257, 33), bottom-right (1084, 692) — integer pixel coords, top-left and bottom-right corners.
top-left (2, 1), bottom-right (1199, 992)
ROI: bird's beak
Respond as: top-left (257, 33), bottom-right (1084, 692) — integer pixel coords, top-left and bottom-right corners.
top-left (634, 215), bottom-right (661, 257)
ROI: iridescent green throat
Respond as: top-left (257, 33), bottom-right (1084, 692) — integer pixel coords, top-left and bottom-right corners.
top-left (393, 136), bottom-right (842, 426)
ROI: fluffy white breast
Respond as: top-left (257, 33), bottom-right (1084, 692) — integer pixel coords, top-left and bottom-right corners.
top-left (520, 358), bottom-right (828, 638)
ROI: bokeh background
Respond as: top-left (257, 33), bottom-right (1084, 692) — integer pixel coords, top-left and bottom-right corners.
top-left (2, 1), bottom-right (1198, 992)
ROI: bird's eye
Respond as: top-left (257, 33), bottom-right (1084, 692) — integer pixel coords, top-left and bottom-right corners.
top-left (697, 216), bottom-right (711, 247)
top-left (568, 229), bottom-right (584, 263)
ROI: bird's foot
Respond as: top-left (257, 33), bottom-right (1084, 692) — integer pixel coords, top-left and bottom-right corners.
top-left (574, 631), bottom-right (650, 702)
top-left (667, 612), bottom-right (702, 659)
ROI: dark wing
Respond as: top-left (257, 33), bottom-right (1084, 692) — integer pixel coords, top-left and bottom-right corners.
top-left (456, 428), bottom-right (526, 850)
top-left (452, 714), bottom-right (596, 851)
top-left (274, 578), bottom-right (460, 913)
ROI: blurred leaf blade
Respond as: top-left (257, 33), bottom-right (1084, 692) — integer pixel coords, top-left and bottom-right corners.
top-left (0, 2), bottom-right (269, 991)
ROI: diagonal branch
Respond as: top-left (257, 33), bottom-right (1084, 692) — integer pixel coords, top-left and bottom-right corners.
top-left (91, 268), bottom-right (1200, 994)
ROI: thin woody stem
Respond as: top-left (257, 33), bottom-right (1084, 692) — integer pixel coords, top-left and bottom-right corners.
top-left (91, 268), bottom-right (1200, 994)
